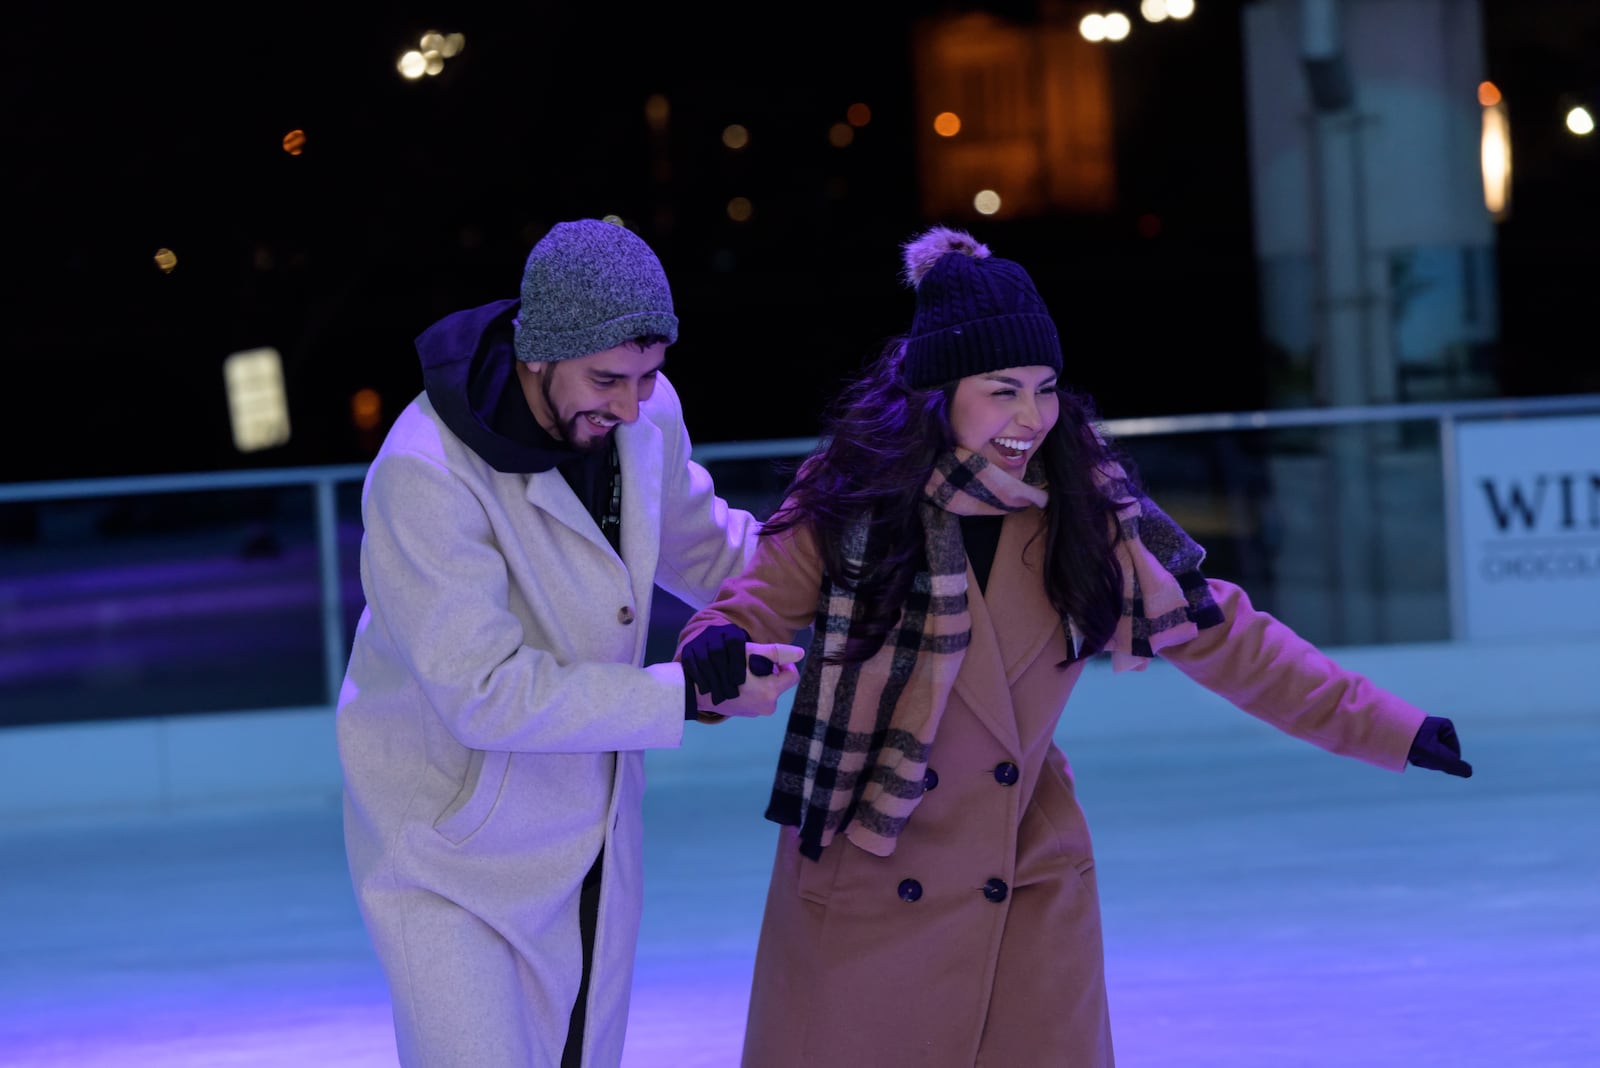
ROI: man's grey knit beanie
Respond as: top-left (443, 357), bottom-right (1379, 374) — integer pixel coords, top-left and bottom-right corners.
top-left (513, 219), bottom-right (679, 363)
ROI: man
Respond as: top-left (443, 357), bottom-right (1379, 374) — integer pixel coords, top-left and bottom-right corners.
top-left (336, 218), bottom-right (803, 1067)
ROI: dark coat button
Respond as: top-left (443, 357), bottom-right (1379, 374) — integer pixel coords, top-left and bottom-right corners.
top-left (617, 606), bottom-right (635, 625)
top-left (898, 878), bottom-right (923, 903)
top-left (982, 877), bottom-right (1009, 903)
top-left (993, 761), bottom-right (1019, 786)
top-left (922, 768), bottom-right (939, 792)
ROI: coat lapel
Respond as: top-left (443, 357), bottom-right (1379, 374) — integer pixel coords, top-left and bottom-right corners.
top-left (519, 420), bottom-right (661, 565)
top-left (990, 509), bottom-right (1064, 685)
top-left (952, 509), bottom-right (1063, 753)
top-left (522, 467), bottom-right (605, 550)
top-left (614, 416), bottom-right (663, 613)
top-left (518, 420), bottom-right (663, 664)
top-left (954, 566), bottom-right (1022, 754)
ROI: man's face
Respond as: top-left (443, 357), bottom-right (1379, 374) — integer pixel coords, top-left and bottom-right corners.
top-left (517, 341), bottom-right (667, 453)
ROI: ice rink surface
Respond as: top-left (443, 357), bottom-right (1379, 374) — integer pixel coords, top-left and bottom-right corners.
top-left (2, 656), bottom-right (1596, 1067)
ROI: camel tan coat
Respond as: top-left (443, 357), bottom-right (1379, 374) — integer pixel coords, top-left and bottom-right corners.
top-left (678, 505), bottom-right (1426, 1068)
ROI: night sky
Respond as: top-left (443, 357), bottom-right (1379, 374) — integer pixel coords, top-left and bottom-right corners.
top-left (6, 1), bottom-right (1596, 484)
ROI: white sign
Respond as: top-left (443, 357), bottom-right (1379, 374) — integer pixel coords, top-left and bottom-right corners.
top-left (1455, 413), bottom-right (1600, 639)
top-left (223, 347), bottom-right (292, 453)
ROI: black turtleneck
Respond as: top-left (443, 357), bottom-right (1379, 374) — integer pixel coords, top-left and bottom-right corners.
top-left (959, 513), bottom-right (1004, 595)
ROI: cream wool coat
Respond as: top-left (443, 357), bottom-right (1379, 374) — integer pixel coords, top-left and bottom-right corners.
top-left (337, 373), bottom-right (758, 1068)
top-left (679, 506), bottom-right (1427, 1068)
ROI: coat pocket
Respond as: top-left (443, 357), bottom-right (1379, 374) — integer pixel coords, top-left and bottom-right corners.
top-left (433, 749), bottom-right (511, 845)
top-left (794, 827), bottom-right (846, 905)
top-left (1026, 758), bottom-right (1097, 871)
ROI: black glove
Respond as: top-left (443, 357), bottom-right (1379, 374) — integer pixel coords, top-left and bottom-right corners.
top-left (680, 623), bottom-right (749, 705)
top-left (1407, 716), bottom-right (1472, 778)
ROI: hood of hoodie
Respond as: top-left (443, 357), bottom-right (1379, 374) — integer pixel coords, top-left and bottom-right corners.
top-left (416, 298), bottom-right (575, 473)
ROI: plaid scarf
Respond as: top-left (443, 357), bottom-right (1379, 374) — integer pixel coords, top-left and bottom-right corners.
top-left (1079, 461), bottom-right (1224, 671)
top-left (766, 448), bottom-right (1221, 861)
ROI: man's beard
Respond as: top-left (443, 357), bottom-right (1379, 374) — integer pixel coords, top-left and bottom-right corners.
top-left (563, 416), bottom-right (613, 454)
top-left (542, 373), bottom-right (611, 453)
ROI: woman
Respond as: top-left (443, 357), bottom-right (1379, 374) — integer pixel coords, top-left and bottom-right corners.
top-left (676, 226), bottom-right (1472, 1067)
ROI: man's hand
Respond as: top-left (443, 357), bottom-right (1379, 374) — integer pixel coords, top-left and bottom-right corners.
top-left (1407, 715), bottom-right (1473, 778)
top-left (693, 643), bottom-right (805, 723)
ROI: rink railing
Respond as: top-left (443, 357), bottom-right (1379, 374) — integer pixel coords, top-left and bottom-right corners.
top-left (2, 392), bottom-right (1598, 728)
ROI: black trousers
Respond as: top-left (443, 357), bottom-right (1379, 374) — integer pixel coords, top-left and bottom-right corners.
top-left (560, 851), bottom-right (604, 1068)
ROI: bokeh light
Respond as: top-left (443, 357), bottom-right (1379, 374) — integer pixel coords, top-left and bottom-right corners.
top-left (644, 94), bottom-right (670, 131)
top-left (397, 30), bottom-right (463, 81)
top-left (846, 102), bottom-right (872, 127)
top-left (933, 111), bottom-right (961, 137)
top-left (153, 248), bottom-right (177, 274)
top-left (726, 197), bottom-right (753, 222)
top-left (722, 124), bottom-right (750, 150)
top-left (351, 389), bottom-right (382, 432)
top-left (973, 189), bottom-right (1001, 215)
top-left (1079, 10), bottom-right (1134, 39)
top-left (420, 31), bottom-right (464, 57)
top-left (828, 122), bottom-right (855, 147)
top-left (1566, 106), bottom-right (1595, 135)
top-left (1481, 97), bottom-right (1511, 218)
top-left (281, 129), bottom-right (306, 155)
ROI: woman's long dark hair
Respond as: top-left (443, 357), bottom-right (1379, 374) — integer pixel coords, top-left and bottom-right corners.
top-left (763, 338), bottom-right (1133, 663)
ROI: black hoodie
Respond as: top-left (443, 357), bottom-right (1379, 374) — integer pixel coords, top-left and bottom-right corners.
top-left (415, 298), bottom-right (615, 545)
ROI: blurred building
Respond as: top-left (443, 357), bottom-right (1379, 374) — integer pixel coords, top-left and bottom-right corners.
top-left (1244, 0), bottom-right (1499, 408)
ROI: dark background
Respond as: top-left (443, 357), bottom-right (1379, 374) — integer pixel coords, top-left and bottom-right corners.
top-left (6, 0), bottom-right (1596, 485)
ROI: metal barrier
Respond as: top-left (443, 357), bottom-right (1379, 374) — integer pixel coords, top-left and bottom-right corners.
top-left (3, 396), bottom-right (1600, 729)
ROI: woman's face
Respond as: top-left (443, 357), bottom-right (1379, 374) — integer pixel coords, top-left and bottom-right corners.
top-left (948, 365), bottom-right (1061, 475)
